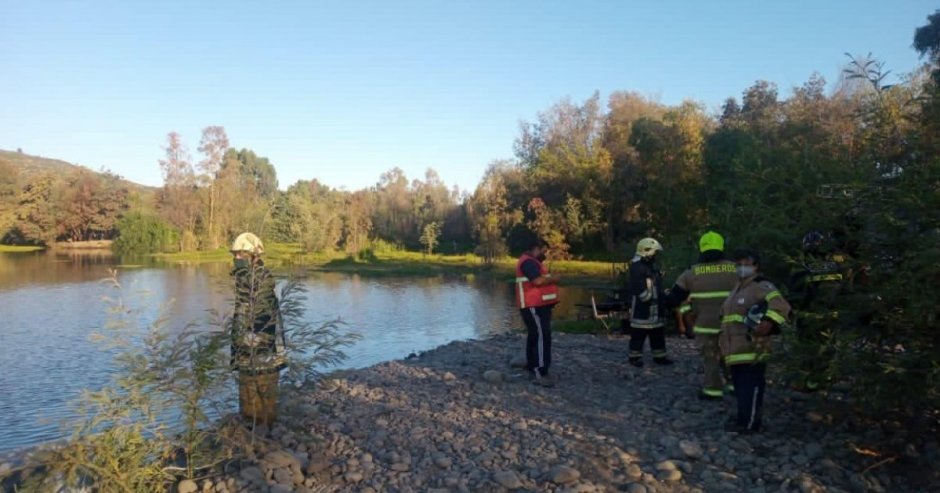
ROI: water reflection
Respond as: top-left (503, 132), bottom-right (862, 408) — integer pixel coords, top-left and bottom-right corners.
top-left (0, 252), bottom-right (593, 452)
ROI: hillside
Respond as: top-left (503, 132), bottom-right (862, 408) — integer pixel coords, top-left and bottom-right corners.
top-left (0, 149), bottom-right (156, 195)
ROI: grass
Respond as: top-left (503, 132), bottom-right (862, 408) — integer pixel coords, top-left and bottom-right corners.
top-left (0, 245), bottom-right (44, 253)
top-left (153, 243), bottom-right (625, 282)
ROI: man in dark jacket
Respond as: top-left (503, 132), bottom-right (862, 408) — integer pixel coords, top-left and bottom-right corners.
top-left (628, 237), bottom-right (674, 367)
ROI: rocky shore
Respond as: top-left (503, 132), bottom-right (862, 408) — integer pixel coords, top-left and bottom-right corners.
top-left (4, 333), bottom-right (936, 492)
top-left (190, 333), bottom-right (936, 493)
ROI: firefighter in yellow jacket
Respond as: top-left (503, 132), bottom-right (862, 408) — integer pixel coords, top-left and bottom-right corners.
top-left (668, 231), bottom-right (738, 400)
top-left (720, 249), bottom-right (791, 433)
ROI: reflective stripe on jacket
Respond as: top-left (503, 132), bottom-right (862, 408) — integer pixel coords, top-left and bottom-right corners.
top-left (515, 254), bottom-right (560, 309)
top-left (719, 276), bottom-right (791, 365)
top-left (674, 260), bottom-right (738, 335)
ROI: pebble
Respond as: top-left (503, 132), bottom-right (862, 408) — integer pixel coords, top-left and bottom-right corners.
top-left (550, 465), bottom-right (581, 484)
top-left (177, 479), bottom-right (198, 493)
top-left (679, 440), bottom-right (704, 459)
top-left (483, 370), bottom-right (503, 383)
top-left (270, 485), bottom-right (292, 493)
top-left (493, 470), bottom-right (524, 489)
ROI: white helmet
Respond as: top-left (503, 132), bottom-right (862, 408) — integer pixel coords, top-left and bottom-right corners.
top-left (636, 237), bottom-right (663, 258)
top-left (231, 232), bottom-right (264, 255)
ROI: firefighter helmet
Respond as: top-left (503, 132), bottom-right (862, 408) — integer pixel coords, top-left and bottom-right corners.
top-left (636, 237), bottom-right (664, 258)
top-left (231, 232), bottom-right (264, 255)
top-left (802, 231), bottom-right (826, 253)
top-left (699, 231), bottom-right (725, 253)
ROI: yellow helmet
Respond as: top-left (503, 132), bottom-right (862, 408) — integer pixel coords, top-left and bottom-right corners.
top-left (636, 237), bottom-right (663, 257)
top-left (230, 232), bottom-right (264, 255)
top-left (699, 231), bottom-right (725, 253)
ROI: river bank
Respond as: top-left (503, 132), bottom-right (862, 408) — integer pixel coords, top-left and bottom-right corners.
top-left (179, 334), bottom-right (935, 493)
top-left (155, 245), bottom-right (624, 283)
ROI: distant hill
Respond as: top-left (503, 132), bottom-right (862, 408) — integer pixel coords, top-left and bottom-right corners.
top-left (0, 149), bottom-right (156, 195)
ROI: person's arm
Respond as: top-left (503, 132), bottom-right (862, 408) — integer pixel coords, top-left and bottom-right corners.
top-left (521, 259), bottom-right (559, 286)
top-left (630, 263), bottom-right (653, 303)
top-left (755, 282), bottom-right (791, 336)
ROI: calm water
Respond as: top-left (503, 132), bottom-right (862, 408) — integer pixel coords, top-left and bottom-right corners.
top-left (0, 251), bottom-right (592, 452)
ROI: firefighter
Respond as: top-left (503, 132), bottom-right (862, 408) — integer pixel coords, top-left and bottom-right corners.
top-left (668, 231), bottom-right (738, 400)
top-left (719, 249), bottom-right (791, 433)
top-left (787, 230), bottom-right (850, 390)
top-left (627, 237), bottom-right (673, 367)
top-left (515, 238), bottom-right (561, 386)
top-left (230, 232), bottom-right (286, 424)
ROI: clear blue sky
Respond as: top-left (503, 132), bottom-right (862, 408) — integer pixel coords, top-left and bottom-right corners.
top-left (1, 1), bottom-right (936, 192)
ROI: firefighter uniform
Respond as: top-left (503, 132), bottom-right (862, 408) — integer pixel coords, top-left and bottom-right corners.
top-left (628, 238), bottom-right (672, 367)
top-left (720, 272), bottom-right (791, 432)
top-left (788, 232), bottom-right (850, 390)
top-left (515, 253), bottom-right (560, 377)
top-left (671, 232), bottom-right (738, 399)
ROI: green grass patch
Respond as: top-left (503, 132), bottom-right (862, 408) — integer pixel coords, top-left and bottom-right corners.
top-left (152, 243), bottom-right (623, 282)
top-left (0, 244), bottom-right (44, 253)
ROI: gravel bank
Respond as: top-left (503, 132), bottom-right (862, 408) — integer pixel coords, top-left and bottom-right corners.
top-left (168, 334), bottom-right (940, 492)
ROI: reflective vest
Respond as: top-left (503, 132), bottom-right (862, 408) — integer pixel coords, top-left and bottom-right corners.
top-left (674, 260), bottom-right (738, 335)
top-left (719, 276), bottom-right (792, 366)
top-left (515, 254), bottom-right (559, 309)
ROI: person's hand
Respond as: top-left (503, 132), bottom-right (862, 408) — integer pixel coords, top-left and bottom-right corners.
top-left (755, 320), bottom-right (775, 337)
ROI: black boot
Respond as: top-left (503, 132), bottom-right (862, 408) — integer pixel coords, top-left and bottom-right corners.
top-left (653, 357), bottom-right (674, 365)
top-left (629, 357), bottom-right (644, 368)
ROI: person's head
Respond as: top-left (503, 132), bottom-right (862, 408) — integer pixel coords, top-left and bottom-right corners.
top-left (802, 230), bottom-right (826, 256)
top-left (731, 248), bottom-right (761, 279)
top-left (636, 237), bottom-right (663, 262)
top-left (526, 238), bottom-right (549, 262)
top-left (231, 232), bottom-right (264, 266)
top-left (698, 231), bottom-right (725, 262)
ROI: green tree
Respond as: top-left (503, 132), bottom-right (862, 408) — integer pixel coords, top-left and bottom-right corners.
top-left (13, 173), bottom-right (58, 245)
top-left (419, 221), bottom-right (441, 255)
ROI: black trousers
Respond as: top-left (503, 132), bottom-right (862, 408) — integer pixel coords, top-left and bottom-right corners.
top-left (731, 363), bottom-right (767, 430)
top-left (521, 306), bottom-right (553, 376)
top-left (628, 326), bottom-right (667, 359)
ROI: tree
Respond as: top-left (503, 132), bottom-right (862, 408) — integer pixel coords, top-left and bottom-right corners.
top-left (419, 221), bottom-right (441, 256)
top-left (0, 158), bottom-right (19, 240)
top-left (158, 132), bottom-right (200, 251)
top-left (467, 162), bottom-right (522, 264)
top-left (197, 126), bottom-right (230, 249)
top-left (13, 173), bottom-right (57, 245)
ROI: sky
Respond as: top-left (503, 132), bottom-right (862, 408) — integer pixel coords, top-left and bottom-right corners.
top-left (1, 1), bottom-right (936, 192)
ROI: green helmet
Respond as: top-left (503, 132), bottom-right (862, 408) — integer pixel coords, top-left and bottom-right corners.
top-left (699, 231), bottom-right (725, 253)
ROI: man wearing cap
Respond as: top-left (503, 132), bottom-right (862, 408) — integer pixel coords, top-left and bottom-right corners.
top-left (667, 231), bottom-right (739, 400)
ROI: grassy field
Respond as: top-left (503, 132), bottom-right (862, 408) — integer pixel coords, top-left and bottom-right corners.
top-left (154, 243), bottom-right (624, 282)
top-left (0, 245), bottom-right (44, 253)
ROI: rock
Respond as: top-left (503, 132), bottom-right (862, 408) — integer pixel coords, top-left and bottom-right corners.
top-left (443, 372), bottom-right (457, 381)
top-left (512, 421), bottom-right (528, 431)
top-left (655, 460), bottom-right (678, 472)
top-left (510, 355), bottom-right (528, 368)
top-left (264, 450), bottom-right (302, 471)
top-left (177, 479), bottom-right (198, 493)
top-left (274, 467), bottom-right (294, 485)
top-left (0, 463), bottom-right (11, 477)
top-left (804, 443), bottom-right (824, 460)
top-left (483, 370), bottom-right (503, 383)
top-left (434, 456), bottom-right (454, 469)
top-left (239, 466), bottom-right (265, 485)
top-left (625, 464), bottom-right (643, 480)
top-left (659, 469), bottom-right (683, 482)
top-left (806, 411), bottom-right (825, 423)
top-left (680, 440), bottom-right (704, 459)
top-left (625, 484), bottom-right (648, 493)
top-left (550, 465), bottom-right (581, 485)
top-left (305, 459), bottom-right (330, 476)
top-left (270, 485), bottom-right (293, 493)
top-left (391, 462), bottom-right (411, 472)
top-left (345, 471), bottom-right (364, 483)
top-left (493, 470), bottom-right (524, 489)
top-left (200, 479), bottom-right (213, 492)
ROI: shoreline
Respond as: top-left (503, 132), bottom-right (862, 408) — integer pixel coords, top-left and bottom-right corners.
top-left (2, 334), bottom-right (936, 492)
top-left (192, 334), bottom-right (937, 492)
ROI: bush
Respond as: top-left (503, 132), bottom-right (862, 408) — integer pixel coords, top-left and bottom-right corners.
top-left (113, 212), bottom-right (178, 255)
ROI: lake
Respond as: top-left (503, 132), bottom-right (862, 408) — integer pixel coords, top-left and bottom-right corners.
top-left (0, 250), bottom-right (595, 452)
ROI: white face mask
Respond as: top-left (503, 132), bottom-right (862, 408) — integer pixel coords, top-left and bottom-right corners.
top-left (736, 265), bottom-right (756, 279)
